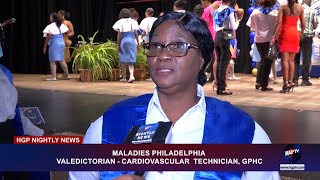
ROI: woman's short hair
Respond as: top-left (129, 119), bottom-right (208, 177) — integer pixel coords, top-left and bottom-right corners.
top-left (119, 8), bottom-right (132, 19)
top-left (146, 8), bottom-right (154, 16)
top-left (149, 12), bottom-right (214, 86)
top-left (174, 0), bottom-right (187, 10)
top-left (131, 10), bottom-right (139, 20)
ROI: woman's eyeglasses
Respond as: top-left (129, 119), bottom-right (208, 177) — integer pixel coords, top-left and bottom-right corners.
top-left (144, 42), bottom-right (199, 57)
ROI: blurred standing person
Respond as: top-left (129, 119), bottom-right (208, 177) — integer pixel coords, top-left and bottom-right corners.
top-left (139, 8), bottom-right (157, 44)
top-left (173, 0), bottom-right (187, 13)
top-left (210, 0), bottom-right (222, 89)
top-left (193, 4), bottom-right (204, 17)
top-left (273, 0), bottom-right (305, 93)
top-left (58, 10), bottom-right (74, 76)
top-left (228, 2), bottom-right (243, 81)
top-left (131, 9), bottom-right (143, 44)
top-left (296, 0), bottom-right (318, 86)
top-left (201, 0), bottom-right (215, 82)
top-left (0, 18), bottom-right (15, 59)
top-left (43, 13), bottom-right (70, 81)
top-left (248, 0), bottom-right (278, 91)
top-left (213, 0), bottom-right (239, 95)
top-left (113, 8), bottom-right (140, 83)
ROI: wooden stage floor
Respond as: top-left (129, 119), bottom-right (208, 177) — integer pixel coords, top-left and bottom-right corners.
top-left (13, 73), bottom-right (320, 112)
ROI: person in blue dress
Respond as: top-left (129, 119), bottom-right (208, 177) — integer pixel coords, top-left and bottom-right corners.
top-left (69, 12), bottom-right (280, 180)
top-left (113, 8), bottom-right (140, 83)
top-left (43, 13), bottom-right (70, 81)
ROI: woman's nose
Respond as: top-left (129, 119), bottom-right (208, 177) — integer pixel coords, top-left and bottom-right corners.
top-left (156, 47), bottom-right (172, 61)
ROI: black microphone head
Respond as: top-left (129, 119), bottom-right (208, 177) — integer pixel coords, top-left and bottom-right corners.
top-left (123, 122), bottom-right (172, 144)
top-left (123, 126), bottom-right (140, 144)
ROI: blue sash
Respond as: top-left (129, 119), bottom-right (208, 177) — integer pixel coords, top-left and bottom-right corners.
top-left (257, 2), bottom-right (280, 14)
top-left (100, 94), bottom-right (255, 180)
top-left (213, 7), bottom-right (235, 27)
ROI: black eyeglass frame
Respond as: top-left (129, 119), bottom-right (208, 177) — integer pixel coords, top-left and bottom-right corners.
top-left (143, 42), bottom-right (200, 57)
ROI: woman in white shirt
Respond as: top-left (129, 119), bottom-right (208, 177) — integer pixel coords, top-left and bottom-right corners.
top-left (248, 0), bottom-right (278, 91)
top-left (43, 13), bottom-right (69, 81)
top-left (113, 8), bottom-right (140, 83)
top-left (139, 8), bottom-right (157, 44)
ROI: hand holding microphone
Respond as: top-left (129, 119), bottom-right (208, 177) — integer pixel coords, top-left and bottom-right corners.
top-left (123, 121), bottom-right (172, 177)
top-left (123, 122), bottom-right (172, 144)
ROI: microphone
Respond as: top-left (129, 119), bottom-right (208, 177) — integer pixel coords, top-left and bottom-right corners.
top-left (123, 122), bottom-right (172, 144)
top-left (123, 122), bottom-right (172, 176)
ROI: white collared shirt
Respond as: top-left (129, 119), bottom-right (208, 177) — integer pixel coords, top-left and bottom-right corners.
top-left (139, 17), bottom-right (157, 34)
top-left (247, 9), bottom-right (278, 43)
top-left (69, 85), bottom-right (280, 180)
top-left (43, 23), bottom-right (68, 37)
top-left (112, 18), bottom-right (139, 32)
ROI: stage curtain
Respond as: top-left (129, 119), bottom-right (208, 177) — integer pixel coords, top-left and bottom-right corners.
top-left (0, 0), bottom-right (115, 74)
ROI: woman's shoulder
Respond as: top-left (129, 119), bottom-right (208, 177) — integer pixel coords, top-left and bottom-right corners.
top-left (269, 9), bottom-right (278, 16)
top-left (279, 4), bottom-right (287, 10)
top-left (205, 97), bottom-right (252, 118)
top-left (129, 18), bottom-right (138, 24)
top-left (297, 3), bottom-right (305, 11)
top-left (211, 1), bottom-right (220, 13)
top-left (102, 94), bottom-right (152, 119)
top-left (114, 18), bottom-right (125, 24)
top-left (120, 18), bottom-right (131, 23)
top-left (61, 23), bottom-right (68, 28)
top-left (44, 23), bottom-right (55, 29)
top-left (251, 8), bottom-right (260, 15)
top-left (64, 20), bottom-right (73, 26)
top-left (114, 18), bottom-right (133, 26)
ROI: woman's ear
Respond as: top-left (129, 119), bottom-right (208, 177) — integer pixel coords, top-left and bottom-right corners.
top-left (200, 57), bottom-right (205, 70)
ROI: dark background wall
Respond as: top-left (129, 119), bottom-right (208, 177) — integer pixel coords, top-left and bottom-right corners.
top-left (0, 0), bottom-right (251, 74)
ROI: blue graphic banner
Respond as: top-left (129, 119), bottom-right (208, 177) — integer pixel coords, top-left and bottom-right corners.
top-left (0, 144), bottom-right (319, 171)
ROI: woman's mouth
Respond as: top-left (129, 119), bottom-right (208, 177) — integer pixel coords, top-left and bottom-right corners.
top-left (157, 68), bottom-right (173, 72)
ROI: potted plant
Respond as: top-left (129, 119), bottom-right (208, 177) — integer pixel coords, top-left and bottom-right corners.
top-left (71, 31), bottom-right (116, 81)
top-left (102, 40), bottom-right (121, 81)
top-left (134, 48), bottom-right (148, 80)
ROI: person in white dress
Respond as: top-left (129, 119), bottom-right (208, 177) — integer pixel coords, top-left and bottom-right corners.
top-left (139, 8), bottom-right (157, 44)
top-left (113, 8), bottom-right (140, 83)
